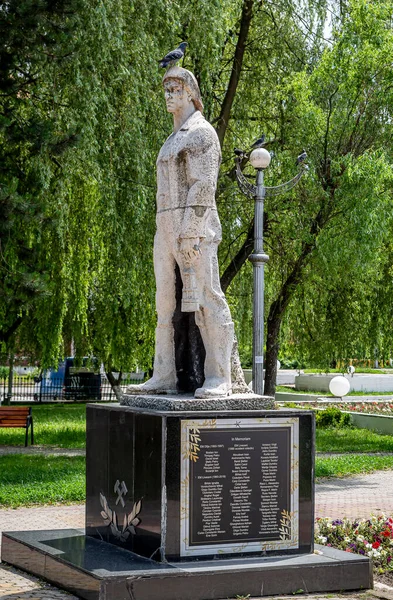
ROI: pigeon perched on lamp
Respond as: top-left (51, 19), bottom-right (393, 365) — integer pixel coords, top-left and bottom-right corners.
top-left (250, 134), bottom-right (266, 149)
top-left (296, 150), bottom-right (307, 165)
top-left (159, 42), bottom-right (188, 68)
top-left (234, 148), bottom-right (247, 158)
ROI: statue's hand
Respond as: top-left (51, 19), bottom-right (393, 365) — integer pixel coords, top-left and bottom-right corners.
top-left (179, 237), bottom-right (201, 263)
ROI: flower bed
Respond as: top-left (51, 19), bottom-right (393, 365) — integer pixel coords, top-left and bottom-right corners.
top-left (330, 402), bottom-right (393, 415)
top-left (316, 515), bottom-right (393, 574)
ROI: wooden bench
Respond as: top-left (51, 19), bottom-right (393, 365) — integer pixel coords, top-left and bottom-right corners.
top-left (0, 407), bottom-right (34, 447)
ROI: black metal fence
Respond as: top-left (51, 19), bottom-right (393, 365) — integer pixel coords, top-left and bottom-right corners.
top-left (0, 373), bottom-right (145, 404)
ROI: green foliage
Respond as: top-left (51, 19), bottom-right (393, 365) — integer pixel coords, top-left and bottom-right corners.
top-left (279, 358), bottom-right (306, 370)
top-left (2, 0), bottom-right (393, 376)
top-left (274, 0), bottom-right (393, 368)
top-left (0, 366), bottom-right (9, 378)
top-left (315, 407), bottom-right (352, 428)
top-left (0, 0), bottom-right (245, 370)
top-left (222, 0), bottom-right (393, 380)
top-left (0, 0), bottom-right (83, 358)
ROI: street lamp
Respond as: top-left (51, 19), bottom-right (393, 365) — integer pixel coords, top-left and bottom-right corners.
top-left (235, 148), bottom-right (307, 395)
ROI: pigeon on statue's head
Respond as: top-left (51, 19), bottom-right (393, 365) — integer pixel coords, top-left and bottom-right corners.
top-left (159, 42), bottom-right (188, 68)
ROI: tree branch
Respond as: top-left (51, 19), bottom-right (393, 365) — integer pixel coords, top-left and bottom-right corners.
top-left (323, 86), bottom-right (339, 169)
top-left (220, 217), bottom-right (254, 292)
top-left (0, 316), bottom-right (23, 344)
top-left (215, 0), bottom-right (254, 147)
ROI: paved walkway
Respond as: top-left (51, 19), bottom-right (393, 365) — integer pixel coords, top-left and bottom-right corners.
top-left (0, 445), bottom-right (85, 457)
top-left (0, 470), bottom-right (393, 599)
top-left (315, 469), bottom-right (393, 519)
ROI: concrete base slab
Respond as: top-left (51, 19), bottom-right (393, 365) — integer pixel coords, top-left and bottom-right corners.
top-left (119, 392), bottom-right (275, 411)
top-left (1, 529), bottom-right (372, 600)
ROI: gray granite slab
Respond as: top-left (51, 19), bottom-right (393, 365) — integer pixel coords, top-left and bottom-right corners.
top-left (2, 530), bottom-right (372, 600)
top-left (119, 391), bottom-right (275, 411)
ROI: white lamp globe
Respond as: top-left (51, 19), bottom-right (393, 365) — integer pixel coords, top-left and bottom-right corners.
top-left (329, 375), bottom-right (350, 397)
top-left (249, 147), bottom-right (271, 169)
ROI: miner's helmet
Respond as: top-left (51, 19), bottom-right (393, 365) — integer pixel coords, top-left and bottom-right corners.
top-left (162, 66), bottom-right (204, 113)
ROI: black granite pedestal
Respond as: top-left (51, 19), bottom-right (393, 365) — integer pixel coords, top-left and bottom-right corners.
top-left (1, 399), bottom-right (373, 599)
top-left (85, 402), bottom-right (314, 561)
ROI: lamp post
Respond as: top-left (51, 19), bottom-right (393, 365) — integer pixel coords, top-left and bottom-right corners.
top-left (235, 148), bottom-right (307, 395)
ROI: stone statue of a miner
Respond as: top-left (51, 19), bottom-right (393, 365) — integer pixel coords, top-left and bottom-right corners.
top-left (127, 66), bottom-right (236, 399)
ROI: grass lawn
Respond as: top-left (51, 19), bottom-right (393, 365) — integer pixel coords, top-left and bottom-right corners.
top-left (315, 454), bottom-right (393, 478)
top-left (0, 404), bottom-right (87, 506)
top-left (0, 455), bottom-right (85, 506)
top-left (316, 427), bottom-right (393, 453)
top-left (276, 385), bottom-right (334, 395)
top-left (0, 403), bottom-right (86, 448)
top-left (315, 426), bottom-right (393, 479)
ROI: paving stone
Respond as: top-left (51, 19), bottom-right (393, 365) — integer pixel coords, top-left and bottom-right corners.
top-left (315, 470), bottom-right (393, 519)
top-left (0, 565), bottom-right (78, 599)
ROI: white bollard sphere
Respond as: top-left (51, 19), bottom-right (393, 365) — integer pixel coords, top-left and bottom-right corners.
top-left (249, 148), bottom-right (271, 169)
top-left (329, 375), bottom-right (350, 397)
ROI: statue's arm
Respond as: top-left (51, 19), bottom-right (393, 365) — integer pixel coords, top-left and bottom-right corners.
top-left (180, 128), bottom-right (220, 241)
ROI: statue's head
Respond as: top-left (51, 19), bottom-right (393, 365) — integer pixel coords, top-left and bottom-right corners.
top-left (162, 66), bottom-right (204, 114)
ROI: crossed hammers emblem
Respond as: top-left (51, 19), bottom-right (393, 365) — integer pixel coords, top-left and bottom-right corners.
top-left (114, 479), bottom-right (128, 508)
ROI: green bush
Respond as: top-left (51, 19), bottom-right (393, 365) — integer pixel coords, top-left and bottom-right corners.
top-left (0, 366), bottom-right (9, 378)
top-left (315, 407), bottom-right (351, 429)
top-left (279, 357), bottom-right (306, 369)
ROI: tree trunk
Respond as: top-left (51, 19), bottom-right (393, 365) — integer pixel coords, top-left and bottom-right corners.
top-left (220, 218), bottom-right (254, 293)
top-left (5, 351), bottom-right (14, 406)
top-left (106, 370), bottom-right (122, 401)
top-left (264, 309), bottom-right (282, 397)
top-left (215, 0), bottom-right (254, 147)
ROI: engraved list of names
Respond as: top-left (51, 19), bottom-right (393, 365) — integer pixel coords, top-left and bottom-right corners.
top-left (180, 417), bottom-right (299, 557)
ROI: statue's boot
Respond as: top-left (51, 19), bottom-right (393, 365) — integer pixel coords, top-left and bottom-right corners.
top-left (126, 324), bottom-right (177, 395)
top-left (194, 322), bottom-right (234, 399)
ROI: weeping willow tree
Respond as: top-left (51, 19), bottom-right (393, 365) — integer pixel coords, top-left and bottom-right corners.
top-left (217, 0), bottom-right (393, 394)
top-left (0, 0), bottom-right (240, 371)
top-left (0, 0), bottom-right (168, 367)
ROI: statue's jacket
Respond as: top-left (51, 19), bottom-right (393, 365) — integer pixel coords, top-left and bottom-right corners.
top-left (156, 110), bottom-right (222, 244)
